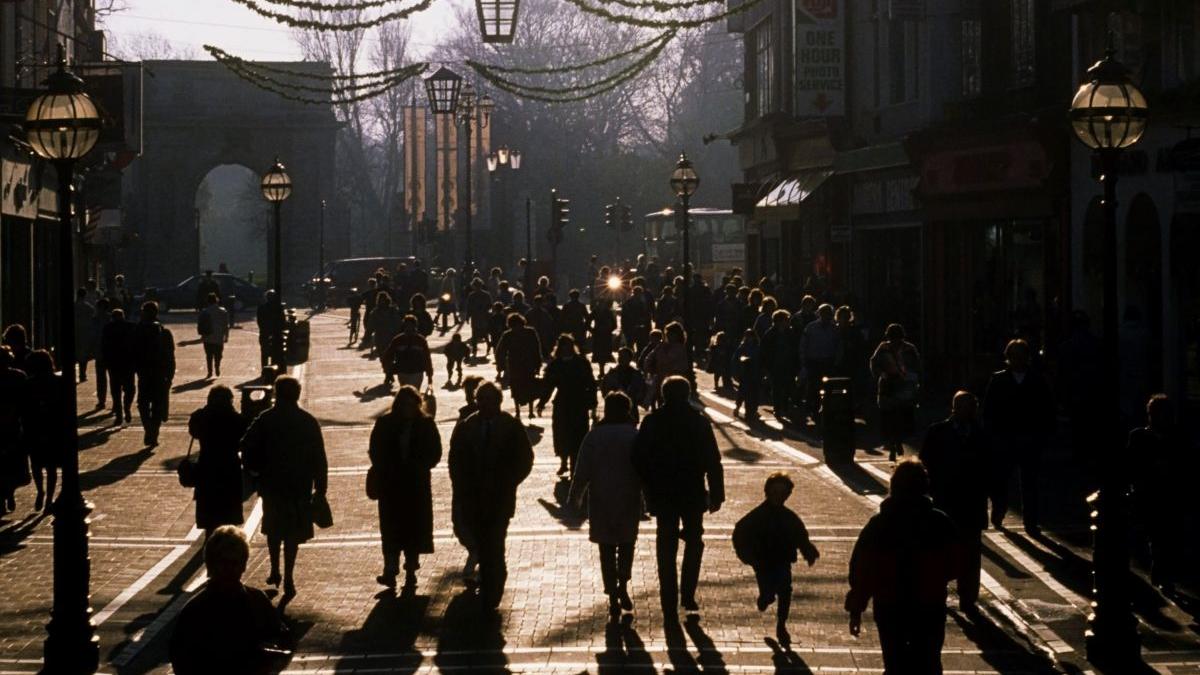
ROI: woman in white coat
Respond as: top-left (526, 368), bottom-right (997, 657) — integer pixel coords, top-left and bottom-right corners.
top-left (568, 391), bottom-right (643, 617)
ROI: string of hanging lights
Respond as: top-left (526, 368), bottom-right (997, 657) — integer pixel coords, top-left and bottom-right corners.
top-left (225, 0), bottom-right (436, 29)
top-left (243, 0), bottom-right (408, 11)
top-left (554, 0), bottom-right (767, 29)
top-left (471, 28), bottom-right (674, 75)
top-left (206, 45), bottom-right (426, 81)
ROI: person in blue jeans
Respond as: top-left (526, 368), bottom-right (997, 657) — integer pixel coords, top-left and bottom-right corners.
top-left (733, 472), bottom-right (820, 645)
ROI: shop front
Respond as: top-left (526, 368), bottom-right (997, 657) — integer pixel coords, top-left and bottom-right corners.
top-left (911, 126), bottom-right (1067, 392)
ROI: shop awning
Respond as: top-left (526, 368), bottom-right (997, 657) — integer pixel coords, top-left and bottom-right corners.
top-left (754, 168), bottom-right (833, 220)
top-left (834, 142), bottom-right (909, 174)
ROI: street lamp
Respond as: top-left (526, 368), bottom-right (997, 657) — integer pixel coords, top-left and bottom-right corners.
top-left (424, 67), bottom-right (463, 115)
top-left (24, 44), bottom-right (102, 673)
top-left (489, 145), bottom-right (523, 289)
top-left (476, 0), bottom-right (520, 43)
top-left (1069, 47), bottom-right (1146, 667)
top-left (261, 158), bottom-right (291, 368)
top-left (670, 151), bottom-right (699, 366)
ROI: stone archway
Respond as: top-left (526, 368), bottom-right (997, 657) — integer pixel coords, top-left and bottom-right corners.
top-left (121, 61), bottom-right (340, 299)
top-left (196, 164), bottom-right (269, 281)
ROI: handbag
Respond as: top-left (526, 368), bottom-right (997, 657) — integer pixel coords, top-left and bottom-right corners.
top-left (176, 436), bottom-right (197, 488)
top-left (422, 386), bottom-right (438, 418)
top-left (311, 493), bottom-right (334, 528)
top-left (365, 465), bottom-right (381, 501)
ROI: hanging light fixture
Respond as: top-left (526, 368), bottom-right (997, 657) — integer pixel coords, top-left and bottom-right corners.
top-left (24, 48), bottom-right (102, 162)
top-left (487, 152), bottom-right (499, 173)
top-left (476, 0), bottom-right (520, 43)
top-left (497, 145), bottom-right (510, 165)
top-left (1069, 49), bottom-right (1148, 150)
top-left (260, 158), bottom-right (293, 203)
top-left (510, 149), bottom-right (522, 170)
top-left (424, 67), bottom-right (463, 115)
top-left (670, 151), bottom-right (700, 197)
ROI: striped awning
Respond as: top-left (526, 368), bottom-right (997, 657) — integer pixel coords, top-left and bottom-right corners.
top-left (754, 168), bottom-right (833, 220)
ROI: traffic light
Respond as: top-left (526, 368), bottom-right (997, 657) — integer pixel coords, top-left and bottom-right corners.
top-left (619, 203), bottom-right (634, 232)
top-left (604, 202), bottom-right (615, 229)
top-left (548, 188), bottom-right (569, 245)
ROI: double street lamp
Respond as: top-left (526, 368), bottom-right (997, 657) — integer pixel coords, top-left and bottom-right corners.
top-left (424, 67), bottom-right (494, 281)
top-left (1069, 48), bottom-right (1147, 666)
top-left (488, 146), bottom-right (524, 288)
top-left (24, 45), bottom-right (102, 672)
top-left (670, 151), bottom-right (699, 366)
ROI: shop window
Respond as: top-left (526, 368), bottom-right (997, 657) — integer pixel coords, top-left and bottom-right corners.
top-left (888, 18), bottom-right (919, 104)
top-left (750, 19), bottom-right (774, 118)
top-left (961, 19), bottom-right (982, 97)
top-left (1011, 0), bottom-right (1035, 88)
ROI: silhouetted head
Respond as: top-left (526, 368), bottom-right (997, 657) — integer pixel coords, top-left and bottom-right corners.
top-left (462, 375), bottom-right (483, 404)
top-left (204, 525), bottom-right (249, 587)
top-left (1146, 393), bottom-right (1173, 432)
top-left (207, 385), bottom-right (235, 410)
top-left (274, 376), bottom-right (301, 404)
top-left (3, 324), bottom-right (28, 350)
top-left (818, 304), bottom-right (835, 321)
top-left (602, 392), bottom-right (633, 424)
top-left (207, 293), bottom-right (219, 306)
top-left (392, 385), bottom-right (425, 419)
top-left (889, 459), bottom-right (930, 501)
top-left (141, 301), bottom-right (159, 321)
top-left (764, 472), bottom-right (794, 505)
top-left (26, 350), bottom-right (54, 377)
top-left (476, 381), bottom-right (502, 416)
top-left (950, 390), bottom-right (978, 423)
top-left (617, 347), bottom-right (634, 365)
top-left (554, 334), bottom-right (578, 360)
top-left (660, 375), bottom-right (690, 407)
top-left (884, 323), bottom-right (906, 343)
top-left (665, 322), bottom-right (686, 344)
top-left (772, 309), bottom-right (790, 326)
top-left (111, 308), bottom-right (125, 321)
top-left (1004, 339), bottom-right (1031, 372)
top-left (507, 313), bottom-right (526, 328)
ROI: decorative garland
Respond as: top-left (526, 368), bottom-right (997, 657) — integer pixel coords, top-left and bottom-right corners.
top-left (206, 45), bottom-right (424, 81)
top-left (221, 61), bottom-right (424, 104)
top-left (225, 0), bottom-right (435, 29)
top-left (251, 0), bottom-right (406, 11)
top-left (556, 0), bottom-right (766, 29)
top-left (223, 55), bottom-right (427, 94)
top-left (469, 29), bottom-right (674, 75)
top-left (599, 0), bottom-right (723, 13)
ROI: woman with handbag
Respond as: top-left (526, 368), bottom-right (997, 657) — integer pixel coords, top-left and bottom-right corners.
top-left (368, 386), bottom-right (442, 591)
top-left (870, 323), bottom-right (922, 462)
top-left (187, 386), bottom-right (248, 536)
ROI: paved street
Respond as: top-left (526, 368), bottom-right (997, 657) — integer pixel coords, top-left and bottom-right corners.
top-left (1, 310), bottom-right (1198, 674)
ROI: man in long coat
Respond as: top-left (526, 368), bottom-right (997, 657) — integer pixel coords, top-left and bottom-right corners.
top-left (449, 382), bottom-right (534, 610)
top-left (495, 313), bottom-right (542, 420)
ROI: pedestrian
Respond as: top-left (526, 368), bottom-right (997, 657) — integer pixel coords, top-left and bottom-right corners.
top-left (569, 392), bottom-right (642, 617)
top-left (3, 324), bottom-right (31, 371)
top-left (241, 376), bottom-right (328, 598)
top-left (256, 290), bottom-right (284, 369)
top-left (601, 347), bottom-right (647, 422)
top-left (369, 386), bottom-right (442, 591)
top-left (790, 295), bottom-right (817, 337)
top-left (733, 329), bottom-right (762, 421)
top-left (169, 525), bottom-right (289, 675)
top-left (360, 277), bottom-right (381, 347)
top-left (644, 322), bottom-right (689, 406)
top-left (195, 270), bottom-right (221, 312)
top-left (707, 331), bottom-right (733, 392)
top-left (452, 375), bottom-right (484, 582)
top-left (486, 301), bottom-right (507, 357)
top-left (381, 315), bottom-right (434, 390)
top-left (22, 350), bottom-right (66, 513)
top-left (537, 335), bottom-right (597, 478)
top-left (1128, 393), bottom-right (1186, 595)
top-left (368, 293), bottom-right (402, 360)
top-left (871, 324), bottom-right (921, 462)
top-left (188, 385), bottom-right (249, 535)
top-left (74, 287), bottom-right (95, 382)
top-left (752, 296), bottom-right (777, 340)
top-left (761, 309), bottom-right (798, 419)
top-left (438, 268), bottom-right (459, 331)
top-left (845, 459), bottom-right (960, 675)
top-left (525, 294), bottom-right (557, 361)
top-left (448, 382), bottom-right (534, 610)
top-left (132, 302), bottom-right (176, 448)
top-left (410, 293), bottom-right (434, 338)
top-left (199, 293), bottom-right (230, 379)
top-left (919, 391), bottom-right (989, 613)
top-left (833, 305), bottom-right (868, 407)
top-left (632, 376), bottom-right (724, 617)
top-left (0, 346), bottom-right (29, 516)
top-left (621, 286), bottom-right (652, 355)
top-left (732, 472), bottom-right (820, 645)
top-left (464, 279), bottom-right (492, 359)
top-left (982, 338), bottom-right (1054, 534)
top-left (347, 292), bottom-right (363, 345)
top-left (101, 308), bottom-right (136, 425)
top-left (444, 333), bottom-right (469, 386)
top-left (91, 297), bottom-right (110, 410)
top-left (560, 289), bottom-right (590, 351)
top-left (590, 299), bottom-right (617, 376)
top-left (800, 304), bottom-right (838, 423)
top-left (494, 313), bottom-right (542, 420)
top-left (655, 286), bottom-right (679, 330)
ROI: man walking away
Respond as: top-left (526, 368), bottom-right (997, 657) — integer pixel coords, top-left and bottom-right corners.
top-left (257, 291), bottom-right (284, 369)
top-left (200, 293), bottom-right (230, 378)
top-left (632, 375), bottom-right (724, 619)
top-left (101, 308), bottom-right (136, 424)
top-left (132, 302), bottom-right (176, 447)
top-left (448, 382), bottom-right (534, 611)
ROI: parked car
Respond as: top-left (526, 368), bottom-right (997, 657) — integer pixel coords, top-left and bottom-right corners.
top-left (141, 273), bottom-right (268, 313)
top-left (303, 256), bottom-right (417, 308)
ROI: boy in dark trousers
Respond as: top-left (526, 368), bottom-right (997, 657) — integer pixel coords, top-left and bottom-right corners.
top-left (444, 333), bottom-right (469, 386)
top-left (348, 293), bottom-right (363, 345)
top-left (733, 472), bottom-right (820, 645)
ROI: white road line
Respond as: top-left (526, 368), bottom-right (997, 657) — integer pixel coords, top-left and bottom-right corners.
top-left (92, 541), bottom-right (193, 625)
top-left (986, 531), bottom-right (1091, 612)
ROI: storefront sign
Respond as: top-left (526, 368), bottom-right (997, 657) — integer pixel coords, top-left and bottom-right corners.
top-left (2, 158), bottom-right (39, 220)
top-left (920, 141), bottom-right (1049, 196)
top-left (794, 0), bottom-right (845, 117)
top-left (712, 243), bottom-right (746, 263)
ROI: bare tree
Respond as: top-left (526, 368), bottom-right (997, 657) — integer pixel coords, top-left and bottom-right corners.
top-left (105, 29), bottom-right (199, 60)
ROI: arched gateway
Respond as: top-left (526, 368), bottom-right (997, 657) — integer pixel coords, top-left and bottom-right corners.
top-left (121, 61), bottom-right (341, 298)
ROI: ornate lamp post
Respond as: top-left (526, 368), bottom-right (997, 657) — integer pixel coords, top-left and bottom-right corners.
top-left (670, 151), bottom-right (699, 366)
top-left (25, 45), bottom-right (102, 673)
top-left (489, 145), bottom-right (522, 288)
top-left (1069, 48), bottom-right (1147, 667)
top-left (475, 0), bottom-right (520, 43)
top-left (261, 158), bottom-right (292, 368)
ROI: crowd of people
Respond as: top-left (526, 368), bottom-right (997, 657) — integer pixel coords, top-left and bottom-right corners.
top-left (0, 256), bottom-right (1191, 675)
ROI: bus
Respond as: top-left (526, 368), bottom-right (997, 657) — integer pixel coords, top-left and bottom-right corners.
top-left (643, 207), bottom-right (746, 286)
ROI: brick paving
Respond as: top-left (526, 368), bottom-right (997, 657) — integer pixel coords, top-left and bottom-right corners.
top-left (0, 309), bottom-right (1197, 673)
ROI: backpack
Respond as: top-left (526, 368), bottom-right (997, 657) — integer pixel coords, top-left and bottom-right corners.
top-left (197, 310), bottom-right (212, 336)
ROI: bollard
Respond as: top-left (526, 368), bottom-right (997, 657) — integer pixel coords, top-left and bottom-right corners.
top-left (286, 317), bottom-right (311, 364)
top-left (240, 385), bottom-right (274, 421)
top-left (1085, 487), bottom-right (1140, 666)
top-left (820, 376), bottom-right (854, 464)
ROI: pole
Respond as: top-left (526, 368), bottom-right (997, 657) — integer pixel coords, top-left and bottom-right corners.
top-left (464, 117), bottom-right (474, 279)
top-left (525, 195), bottom-right (533, 292)
top-left (273, 201), bottom-right (283, 296)
top-left (1086, 148), bottom-right (1138, 663)
top-left (681, 193), bottom-right (694, 370)
top-left (194, 207), bottom-right (201, 275)
top-left (44, 159), bottom-right (100, 672)
top-left (319, 199), bottom-right (326, 273)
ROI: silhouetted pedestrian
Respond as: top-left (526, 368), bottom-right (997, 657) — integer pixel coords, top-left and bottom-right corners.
top-left (445, 333), bottom-right (469, 386)
top-left (452, 375), bottom-right (484, 581)
top-left (633, 376), bottom-right (724, 618)
top-left (0, 347), bottom-right (28, 515)
top-left (195, 270), bottom-right (221, 312)
top-left (919, 391), bottom-right (988, 612)
top-left (601, 347), bottom-right (646, 422)
top-left (74, 288), bottom-right (95, 383)
top-left (621, 286), bottom-right (652, 355)
top-left (538, 335), bottom-right (597, 478)
top-left (733, 329), bottom-right (761, 421)
top-left (2, 324), bottom-right (31, 371)
top-left (569, 392), bottom-right (642, 617)
top-left (92, 297), bottom-right (110, 409)
top-left (199, 293), bottom-right (230, 378)
top-left (761, 310), bottom-right (797, 418)
top-left (733, 472), bottom-right (820, 645)
top-left (495, 313), bottom-right (542, 420)
top-left (525, 294), bottom-right (557, 361)
top-left (846, 460), bottom-right (960, 675)
top-left (381, 315), bottom-right (433, 389)
top-left (644, 323), bottom-right (689, 405)
top-left (410, 293), bottom-right (434, 338)
top-left (370, 293), bottom-right (403, 359)
top-left (22, 350), bottom-right (66, 513)
top-left (590, 300), bottom-right (617, 375)
top-left (241, 376), bottom-right (328, 598)
top-left (256, 290), bottom-right (284, 368)
top-left (982, 338), bottom-right (1054, 533)
top-left (132, 302), bottom-right (176, 448)
top-left (188, 385), bottom-right (248, 535)
top-left (871, 323), bottom-right (921, 462)
top-left (1129, 394), bottom-right (1187, 595)
top-left (448, 382), bottom-right (534, 610)
top-left (101, 308), bottom-right (135, 425)
top-left (169, 526), bottom-right (288, 675)
top-left (370, 386), bottom-right (442, 591)
top-left (560, 289), bottom-right (590, 349)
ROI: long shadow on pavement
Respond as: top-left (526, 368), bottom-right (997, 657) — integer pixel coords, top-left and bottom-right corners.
top-left (333, 591), bottom-right (429, 672)
top-left (684, 614), bottom-right (728, 672)
top-left (0, 512), bottom-right (46, 558)
top-left (597, 614), bottom-right (655, 673)
top-left (434, 589), bottom-right (511, 674)
top-left (948, 608), bottom-right (1065, 674)
top-left (80, 447), bottom-right (156, 490)
top-left (764, 637), bottom-right (814, 673)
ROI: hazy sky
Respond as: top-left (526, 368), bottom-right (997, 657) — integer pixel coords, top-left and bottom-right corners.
top-left (99, 0), bottom-right (458, 61)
